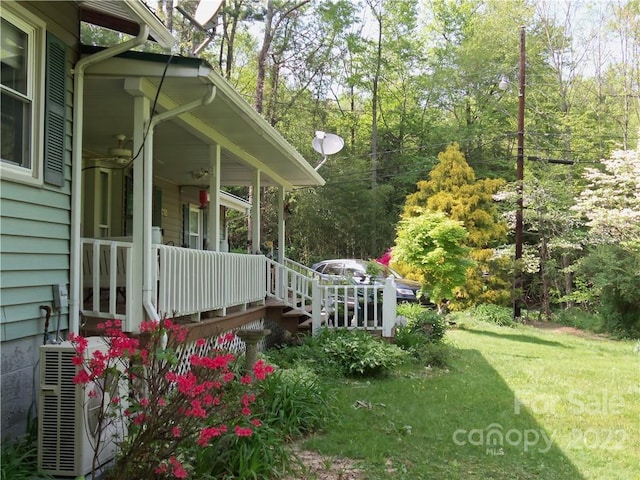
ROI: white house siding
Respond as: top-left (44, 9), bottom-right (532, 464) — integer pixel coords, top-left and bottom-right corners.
top-left (0, 1), bottom-right (78, 441)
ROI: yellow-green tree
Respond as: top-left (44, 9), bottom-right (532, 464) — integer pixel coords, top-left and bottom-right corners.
top-left (393, 210), bottom-right (474, 313)
top-left (402, 143), bottom-right (509, 308)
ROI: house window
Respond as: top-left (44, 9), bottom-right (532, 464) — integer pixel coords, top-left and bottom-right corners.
top-left (0, 4), bottom-right (45, 184)
top-left (98, 169), bottom-right (111, 237)
top-left (188, 205), bottom-right (202, 249)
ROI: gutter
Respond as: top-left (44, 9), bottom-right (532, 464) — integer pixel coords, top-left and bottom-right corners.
top-left (69, 25), bottom-right (151, 334)
top-left (141, 85), bottom-right (217, 323)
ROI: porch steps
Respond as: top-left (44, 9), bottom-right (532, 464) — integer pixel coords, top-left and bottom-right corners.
top-left (265, 299), bottom-right (312, 335)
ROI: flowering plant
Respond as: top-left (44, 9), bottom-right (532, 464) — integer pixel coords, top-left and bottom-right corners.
top-left (69, 318), bottom-right (274, 479)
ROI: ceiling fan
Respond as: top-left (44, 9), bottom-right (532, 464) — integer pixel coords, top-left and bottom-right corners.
top-left (83, 134), bottom-right (133, 165)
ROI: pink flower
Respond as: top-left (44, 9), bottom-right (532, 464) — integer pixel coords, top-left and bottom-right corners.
top-left (251, 418), bottom-right (262, 427)
top-left (234, 425), bottom-right (253, 437)
top-left (73, 369), bottom-right (90, 385)
top-left (196, 338), bottom-right (207, 347)
top-left (196, 425), bottom-right (227, 446)
top-left (140, 397), bottom-right (149, 407)
top-left (253, 359), bottom-right (275, 380)
top-left (241, 375), bottom-right (252, 385)
top-left (172, 426), bottom-right (181, 438)
top-left (169, 456), bottom-right (187, 479)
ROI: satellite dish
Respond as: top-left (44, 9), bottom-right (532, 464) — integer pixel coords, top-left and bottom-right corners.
top-left (194, 0), bottom-right (224, 28)
top-left (313, 132), bottom-right (344, 155)
top-left (312, 131), bottom-right (344, 170)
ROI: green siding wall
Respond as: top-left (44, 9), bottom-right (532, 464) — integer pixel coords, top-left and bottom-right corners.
top-left (1, 1), bottom-right (79, 442)
top-left (0, 2), bottom-right (78, 342)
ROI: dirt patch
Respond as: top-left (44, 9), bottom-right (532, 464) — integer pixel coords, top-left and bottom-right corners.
top-left (526, 320), bottom-right (607, 339)
top-left (284, 446), bottom-right (365, 480)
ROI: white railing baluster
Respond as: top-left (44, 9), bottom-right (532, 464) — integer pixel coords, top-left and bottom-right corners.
top-left (80, 241), bottom-right (397, 337)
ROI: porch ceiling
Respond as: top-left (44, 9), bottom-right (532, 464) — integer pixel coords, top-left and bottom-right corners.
top-left (82, 50), bottom-right (325, 189)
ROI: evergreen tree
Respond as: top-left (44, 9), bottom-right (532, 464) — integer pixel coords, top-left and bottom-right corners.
top-left (402, 143), bottom-right (509, 307)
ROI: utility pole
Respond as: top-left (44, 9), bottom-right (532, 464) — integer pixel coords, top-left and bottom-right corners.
top-left (514, 26), bottom-right (526, 320)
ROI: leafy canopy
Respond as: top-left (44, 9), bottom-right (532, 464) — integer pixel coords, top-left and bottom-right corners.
top-left (393, 210), bottom-right (474, 307)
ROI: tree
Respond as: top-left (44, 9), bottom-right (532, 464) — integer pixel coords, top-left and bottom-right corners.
top-left (572, 149), bottom-right (640, 246)
top-left (402, 144), bottom-right (508, 307)
top-left (393, 210), bottom-right (474, 312)
top-left (570, 149), bottom-right (640, 336)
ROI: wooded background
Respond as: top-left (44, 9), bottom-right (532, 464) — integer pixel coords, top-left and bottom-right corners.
top-left (84, 0), bottom-right (639, 331)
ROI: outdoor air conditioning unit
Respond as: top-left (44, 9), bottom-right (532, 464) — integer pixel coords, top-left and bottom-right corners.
top-left (37, 337), bottom-right (126, 476)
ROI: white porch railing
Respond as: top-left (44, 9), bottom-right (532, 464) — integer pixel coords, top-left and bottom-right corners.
top-left (155, 245), bottom-right (266, 317)
top-left (80, 238), bottom-right (397, 336)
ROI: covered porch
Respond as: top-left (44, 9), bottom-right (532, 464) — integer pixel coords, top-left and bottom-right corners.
top-left (73, 47), bottom-right (326, 335)
top-left (79, 237), bottom-right (399, 339)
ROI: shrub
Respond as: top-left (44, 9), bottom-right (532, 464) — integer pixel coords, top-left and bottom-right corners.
top-left (422, 341), bottom-right (453, 368)
top-left (266, 337), bottom-right (342, 378)
top-left (394, 325), bottom-right (428, 355)
top-left (314, 329), bottom-right (408, 377)
top-left (0, 424), bottom-right (53, 480)
top-left (472, 304), bottom-right (515, 327)
top-left (576, 244), bottom-right (640, 337)
top-left (257, 365), bottom-right (336, 439)
top-left (397, 304), bottom-right (447, 343)
top-left (69, 320), bottom-right (275, 480)
top-left (554, 308), bottom-right (604, 333)
top-left (191, 424), bottom-right (294, 480)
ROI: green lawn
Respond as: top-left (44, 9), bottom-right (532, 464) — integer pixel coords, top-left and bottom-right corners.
top-left (300, 321), bottom-right (640, 479)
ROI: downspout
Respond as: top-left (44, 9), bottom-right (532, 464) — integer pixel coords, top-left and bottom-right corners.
top-left (141, 85), bottom-right (217, 323)
top-left (69, 26), bottom-right (151, 334)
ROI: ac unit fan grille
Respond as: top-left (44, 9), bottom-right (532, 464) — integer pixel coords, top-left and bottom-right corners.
top-left (40, 349), bottom-right (77, 472)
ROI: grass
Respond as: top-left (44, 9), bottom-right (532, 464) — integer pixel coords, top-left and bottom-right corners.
top-left (299, 320), bottom-right (640, 479)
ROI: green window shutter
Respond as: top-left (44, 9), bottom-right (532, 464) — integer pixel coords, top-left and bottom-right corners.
top-left (44, 32), bottom-right (66, 187)
top-left (182, 204), bottom-right (190, 248)
top-left (202, 208), bottom-right (208, 250)
top-left (152, 187), bottom-right (162, 228)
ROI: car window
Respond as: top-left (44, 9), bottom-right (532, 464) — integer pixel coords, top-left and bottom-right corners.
top-left (323, 264), bottom-right (343, 275)
top-left (344, 266), bottom-right (365, 277)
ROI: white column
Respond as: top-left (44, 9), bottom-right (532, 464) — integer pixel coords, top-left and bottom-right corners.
top-left (251, 169), bottom-right (261, 254)
top-left (277, 186), bottom-right (285, 262)
top-left (208, 144), bottom-right (221, 251)
top-left (128, 94), bottom-right (149, 331)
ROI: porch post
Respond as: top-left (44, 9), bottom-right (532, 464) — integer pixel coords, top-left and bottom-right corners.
top-left (129, 94), bottom-right (150, 331)
top-left (208, 143), bottom-right (221, 252)
top-left (251, 169), bottom-right (261, 254)
top-left (277, 186), bottom-right (285, 262)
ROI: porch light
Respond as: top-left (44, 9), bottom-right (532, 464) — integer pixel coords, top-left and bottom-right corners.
top-left (192, 168), bottom-right (208, 181)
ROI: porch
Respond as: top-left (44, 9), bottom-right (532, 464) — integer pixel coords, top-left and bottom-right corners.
top-left (80, 238), bottom-right (398, 339)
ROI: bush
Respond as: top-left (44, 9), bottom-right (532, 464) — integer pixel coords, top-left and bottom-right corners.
top-left (256, 365), bottom-right (335, 439)
top-left (0, 425), bottom-right (53, 480)
top-left (265, 337), bottom-right (343, 378)
top-left (192, 424), bottom-right (294, 480)
top-left (472, 304), bottom-right (515, 327)
top-left (397, 304), bottom-right (447, 343)
top-left (421, 341), bottom-right (453, 368)
top-left (554, 308), bottom-right (604, 333)
top-left (69, 320), bottom-right (276, 480)
top-left (576, 244), bottom-right (640, 337)
top-left (318, 329), bottom-right (408, 377)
